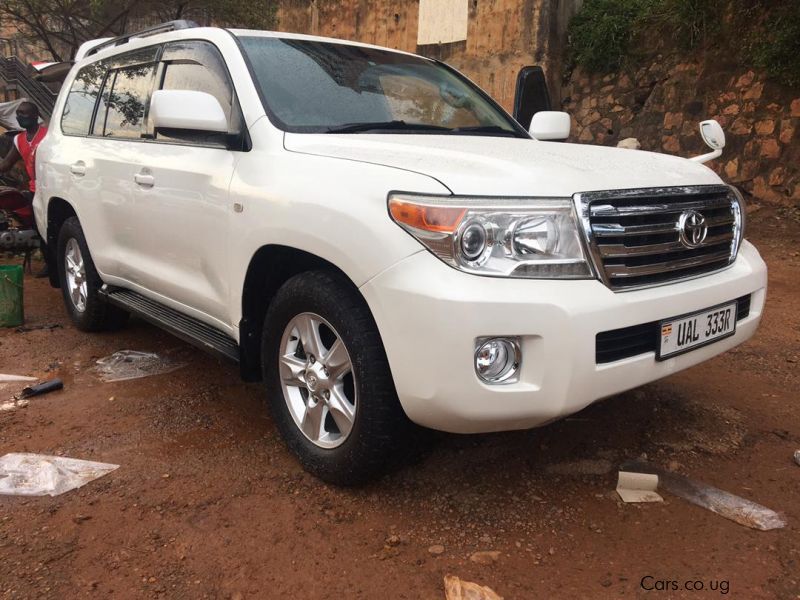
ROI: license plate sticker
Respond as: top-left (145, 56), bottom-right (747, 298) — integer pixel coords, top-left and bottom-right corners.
top-left (657, 302), bottom-right (737, 360)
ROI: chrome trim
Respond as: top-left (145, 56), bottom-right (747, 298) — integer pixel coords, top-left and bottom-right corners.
top-left (605, 249), bottom-right (731, 278)
top-left (598, 232), bottom-right (732, 258)
top-left (573, 185), bottom-right (744, 292)
top-left (592, 213), bottom-right (734, 237)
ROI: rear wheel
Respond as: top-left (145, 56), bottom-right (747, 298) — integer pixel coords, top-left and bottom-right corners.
top-left (57, 217), bottom-right (128, 331)
top-left (262, 270), bottom-right (412, 485)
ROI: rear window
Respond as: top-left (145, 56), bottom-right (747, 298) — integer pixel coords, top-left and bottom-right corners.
top-left (60, 63), bottom-right (105, 135)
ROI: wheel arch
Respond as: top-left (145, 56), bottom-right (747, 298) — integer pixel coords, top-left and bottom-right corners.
top-left (44, 196), bottom-right (78, 288)
top-left (239, 244), bottom-right (374, 382)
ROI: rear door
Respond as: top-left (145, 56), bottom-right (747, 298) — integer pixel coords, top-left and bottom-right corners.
top-left (87, 47), bottom-right (161, 282)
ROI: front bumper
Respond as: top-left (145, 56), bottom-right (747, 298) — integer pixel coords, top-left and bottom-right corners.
top-left (360, 241), bottom-right (767, 433)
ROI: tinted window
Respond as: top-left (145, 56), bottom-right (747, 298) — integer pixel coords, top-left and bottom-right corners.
top-left (157, 41), bottom-right (240, 145)
top-left (96, 62), bottom-right (156, 138)
top-left (61, 62), bottom-right (106, 135)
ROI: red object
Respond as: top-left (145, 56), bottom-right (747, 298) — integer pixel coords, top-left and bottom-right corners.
top-left (14, 125), bottom-right (48, 192)
top-left (0, 187), bottom-right (33, 227)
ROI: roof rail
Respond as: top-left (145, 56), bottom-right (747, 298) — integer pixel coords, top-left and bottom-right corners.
top-left (85, 20), bottom-right (200, 57)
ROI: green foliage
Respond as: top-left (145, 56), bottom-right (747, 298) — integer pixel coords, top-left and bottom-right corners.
top-left (749, 4), bottom-right (800, 88)
top-left (569, 0), bottom-right (800, 87)
top-left (0, 0), bottom-right (278, 61)
top-left (567, 0), bottom-right (655, 73)
top-left (652, 0), bottom-right (723, 48)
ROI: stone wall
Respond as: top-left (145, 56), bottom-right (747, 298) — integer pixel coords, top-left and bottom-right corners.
top-left (562, 58), bottom-right (800, 207)
top-left (276, 0), bottom-right (581, 110)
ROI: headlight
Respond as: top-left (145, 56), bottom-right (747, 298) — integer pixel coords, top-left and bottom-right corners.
top-left (388, 193), bottom-right (593, 278)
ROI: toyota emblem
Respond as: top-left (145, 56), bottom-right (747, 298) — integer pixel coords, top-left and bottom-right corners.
top-left (678, 210), bottom-right (708, 248)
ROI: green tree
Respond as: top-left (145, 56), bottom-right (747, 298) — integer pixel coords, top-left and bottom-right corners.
top-left (0, 0), bottom-right (278, 61)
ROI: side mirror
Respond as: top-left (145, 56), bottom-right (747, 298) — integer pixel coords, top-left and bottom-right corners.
top-left (690, 119), bottom-right (725, 163)
top-left (529, 111), bottom-right (571, 141)
top-left (150, 90), bottom-right (228, 133)
top-left (700, 119), bottom-right (725, 150)
top-left (513, 66), bottom-right (552, 131)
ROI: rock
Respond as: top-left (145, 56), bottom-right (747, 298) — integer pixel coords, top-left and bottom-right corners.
top-left (479, 535), bottom-right (492, 544)
top-left (769, 167), bottom-right (786, 186)
top-left (794, 450), bottom-right (800, 467)
top-left (724, 159), bottom-right (739, 180)
top-left (743, 82), bottom-right (764, 100)
top-left (617, 138), bottom-right (641, 150)
top-left (790, 98), bottom-right (800, 117)
top-left (662, 135), bottom-right (680, 153)
top-left (428, 544), bottom-right (445, 555)
top-left (755, 119), bottom-right (775, 135)
top-left (470, 551), bottom-right (501, 565)
top-left (780, 120), bottom-right (795, 144)
top-left (663, 112), bottom-right (683, 130)
top-left (740, 160), bottom-right (758, 181)
top-left (752, 176), bottom-right (783, 203)
top-left (736, 71), bottom-right (755, 88)
top-left (385, 534), bottom-right (401, 547)
top-left (578, 128), bottom-right (593, 143)
top-left (760, 139), bottom-right (781, 159)
top-left (722, 104), bottom-right (740, 116)
top-left (730, 117), bottom-right (753, 135)
top-left (583, 110), bottom-right (601, 126)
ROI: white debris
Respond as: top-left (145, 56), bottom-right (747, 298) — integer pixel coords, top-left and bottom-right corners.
top-left (0, 453), bottom-right (119, 496)
top-left (0, 399), bottom-right (29, 412)
top-left (617, 137), bottom-right (642, 150)
top-left (616, 471), bottom-right (663, 503)
top-left (0, 374), bottom-right (38, 383)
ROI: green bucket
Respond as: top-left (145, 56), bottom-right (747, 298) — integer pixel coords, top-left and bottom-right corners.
top-left (0, 265), bottom-right (24, 328)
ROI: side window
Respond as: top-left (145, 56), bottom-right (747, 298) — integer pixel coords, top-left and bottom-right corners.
top-left (157, 40), bottom-right (242, 145)
top-left (95, 62), bottom-right (157, 138)
top-left (60, 62), bottom-right (106, 135)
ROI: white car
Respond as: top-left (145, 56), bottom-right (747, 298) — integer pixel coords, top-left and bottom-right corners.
top-left (35, 21), bottom-right (766, 484)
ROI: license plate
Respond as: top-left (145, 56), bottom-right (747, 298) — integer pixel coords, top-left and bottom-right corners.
top-left (657, 301), bottom-right (737, 360)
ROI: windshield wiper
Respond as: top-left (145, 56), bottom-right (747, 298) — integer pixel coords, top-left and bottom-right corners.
top-left (325, 120), bottom-right (453, 134)
top-left (450, 125), bottom-right (519, 136)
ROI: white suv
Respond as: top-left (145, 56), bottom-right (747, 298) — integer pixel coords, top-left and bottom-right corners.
top-left (35, 22), bottom-right (767, 484)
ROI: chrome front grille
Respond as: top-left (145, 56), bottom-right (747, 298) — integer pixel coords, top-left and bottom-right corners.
top-left (575, 186), bottom-right (744, 291)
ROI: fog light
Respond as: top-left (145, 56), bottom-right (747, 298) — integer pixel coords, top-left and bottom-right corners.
top-left (474, 337), bottom-right (521, 383)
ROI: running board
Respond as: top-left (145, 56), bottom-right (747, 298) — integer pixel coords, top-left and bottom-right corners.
top-left (100, 287), bottom-right (240, 362)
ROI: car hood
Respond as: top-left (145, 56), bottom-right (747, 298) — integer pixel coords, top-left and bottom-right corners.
top-left (283, 133), bottom-right (722, 196)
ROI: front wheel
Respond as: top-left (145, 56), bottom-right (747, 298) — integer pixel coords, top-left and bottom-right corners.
top-left (57, 216), bottom-right (128, 331)
top-left (262, 270), bottom-right (412, 485)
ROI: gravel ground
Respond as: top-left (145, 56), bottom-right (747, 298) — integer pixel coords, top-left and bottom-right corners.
top-left (1, 205), bottom-right (798, 599)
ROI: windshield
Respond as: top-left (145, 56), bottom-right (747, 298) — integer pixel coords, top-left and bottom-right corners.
top-left (238, 36), bottom-right (526, 137)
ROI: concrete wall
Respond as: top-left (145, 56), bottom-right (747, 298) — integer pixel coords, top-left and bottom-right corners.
top-left (276, 0), bottom-right (582, 111)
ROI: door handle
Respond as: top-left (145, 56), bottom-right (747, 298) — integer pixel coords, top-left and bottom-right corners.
top-left (70, 161), bottom-right (86, 176)
top-left (134, 172), bottom-right (155, 187)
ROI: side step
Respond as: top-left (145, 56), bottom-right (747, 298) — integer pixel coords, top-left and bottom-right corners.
top-left (100, 287), bottom-right (240, 362)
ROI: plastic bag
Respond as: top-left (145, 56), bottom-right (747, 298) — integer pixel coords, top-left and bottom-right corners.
top-left (93, 350), bottom-right (187, 382)
top-left (0, 453), bottom-right (119, 496)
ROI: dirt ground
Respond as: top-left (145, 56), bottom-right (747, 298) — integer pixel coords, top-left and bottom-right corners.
top-left (1, 205), bottom-right (798, 599)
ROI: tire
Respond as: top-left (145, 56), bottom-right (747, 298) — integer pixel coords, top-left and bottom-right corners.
top-left (57, 216), bottom-right (128, 332)
top-left (262, 270), bottom-right (413, 485)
